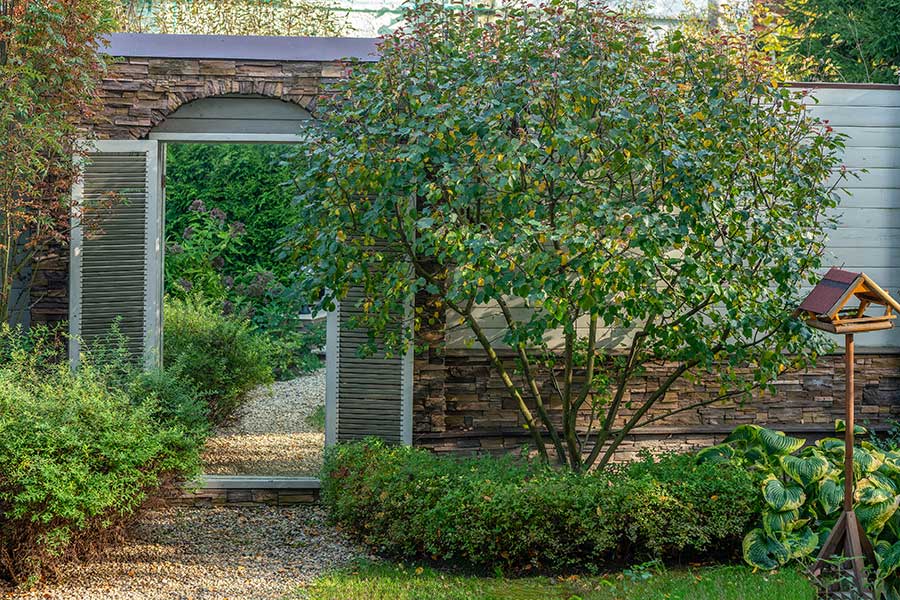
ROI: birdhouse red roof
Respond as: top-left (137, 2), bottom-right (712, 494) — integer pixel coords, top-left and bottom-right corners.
top-left (797, 268), bottom-right (900, 334)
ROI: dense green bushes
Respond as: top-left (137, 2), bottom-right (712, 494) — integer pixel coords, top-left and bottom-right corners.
top-left (163, 295), bottom-right (273, 424)
top-left (0, 325), bottom-right (203, 586)
top-left (322, 440), bottom-right (759, 572)
top-left (163, 144), bottom-right (324, 379)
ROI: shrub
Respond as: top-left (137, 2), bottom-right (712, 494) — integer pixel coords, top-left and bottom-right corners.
top-left (163, 294), bottom-right (273, 424)
top-left (268, 322), bottom-right (325, 380)
top-left (0, 360), bottom-right (201, 586)
top-left (321, 440), bottom-right (758, 572)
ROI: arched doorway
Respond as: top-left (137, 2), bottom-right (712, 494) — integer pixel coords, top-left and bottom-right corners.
top-left (70, 93), bottom-right (412, 480)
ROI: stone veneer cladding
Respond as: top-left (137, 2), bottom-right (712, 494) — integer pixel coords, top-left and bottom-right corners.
top-left (413, 349), bottom-right (900, 461)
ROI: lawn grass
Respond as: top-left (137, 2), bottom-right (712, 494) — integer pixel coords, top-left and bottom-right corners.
top-left (291, 561), bottom-right (815, 600)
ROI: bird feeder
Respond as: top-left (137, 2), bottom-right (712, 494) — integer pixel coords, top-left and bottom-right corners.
top-left (797, 268), bottom-right (900, 596)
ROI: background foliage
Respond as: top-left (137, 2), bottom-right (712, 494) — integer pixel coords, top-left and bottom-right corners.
top-left (164, 144), bottom-right (325, 378)
top-left (757, 0), bottom-right (900, 83)
top-left (113, 0), bottom-right (347, 36)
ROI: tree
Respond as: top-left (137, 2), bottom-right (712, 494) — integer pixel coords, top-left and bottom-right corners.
top-left (287, 0), bottom-right (847, 471)
top-left (0, 0), bottom-right (113, 325)
top-left (113, 0), bottom-right (348, 37)
top-left (755, 0), bottom-right (900, 83)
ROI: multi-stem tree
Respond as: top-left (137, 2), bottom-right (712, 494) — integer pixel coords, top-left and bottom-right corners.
top-left (288, 0), bottom-right (847, 472)
top-left (0, 0), bottom-right (112, 325)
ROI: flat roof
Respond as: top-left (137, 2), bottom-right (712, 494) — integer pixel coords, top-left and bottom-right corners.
top-left (102, 33), bottom-right (380, 62)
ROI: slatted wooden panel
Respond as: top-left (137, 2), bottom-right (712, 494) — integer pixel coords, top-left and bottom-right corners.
top-left (70, 141), bottom-right (161, 366)
top-left (804, 86), bottom-right (900, 348)
top-left (335, 286), bottom-right (406, 443)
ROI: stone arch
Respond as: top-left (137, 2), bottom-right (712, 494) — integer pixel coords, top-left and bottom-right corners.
top-left (94, 55), bottom-right (326, 140)
top-left (150, 81), bottom-right (315, 135)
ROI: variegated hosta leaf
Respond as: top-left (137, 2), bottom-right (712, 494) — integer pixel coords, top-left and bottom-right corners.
top-left (855, 446), bottom-right (885, 476)
top-left (785, 526), bottom-right (819, 560)
top-left (817, 478), bottom-right (844, 515)
top-left (835, 419), bottom-right (868, 435)
top-left (858, 478), bottom-right (896, 505)
top-left (878, 540), bottom-right (900, 580)
top-left (696, 444), bottom-right (734, 465)
top-left (743, 528), bottom-right (790, 571)
top-left (881, 452), bottom-right (900, 475)
top-left (725, 424), bottom-right (760, 445)
top-left (763, 475), bottom-right (806, 511)
top-left (780, 453), bottom-right (830, 488)
top-left (857, 497), bottom-right (900, 536)
top-left (816, 438), bottom-right (845, 456)
top-left (758, 428), bottom-right (805, 456)
top-left (763, 508), bottom-right (801, 538)
top-left (869, 470), bottom-right (898, 493)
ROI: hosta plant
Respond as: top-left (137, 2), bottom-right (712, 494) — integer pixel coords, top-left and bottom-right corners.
top-left (699, 424), bottom-right (900, 596)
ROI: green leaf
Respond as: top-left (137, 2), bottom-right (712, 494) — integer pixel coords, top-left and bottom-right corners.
top-left (725, 424), bottom-right (760, 445)
top-left (695, 444), bottom-right (734, 465)
top-left (857, 479), bottom-right (894, 505)
top-left (835, 419), bottom-right (868, 435)
top-left (758, 428), bottom-right (805, 456)
top-left (785, 526), bottom-right (819, 560)
top-left (780, 453), bottom-right (830, 488)
top-left (762, 474), bottom-right (806, 511)
top-left (763, 508), bottom-right (801, 538)
top-left (816, 438), bottom-right (845, 455)
top-left (743, 528), bottom-right (790, 570)
top-left (857, 498), bottom-right (899, 536)
top-left (817, 478), bottom-right (844, 515)
top-left (855, 446), bottom-right (884, 476)
top-left (878, 541), bottom-right (900, 580)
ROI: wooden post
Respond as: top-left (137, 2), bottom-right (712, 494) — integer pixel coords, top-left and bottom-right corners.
top-left (845, 333), bottom-right (854, 512)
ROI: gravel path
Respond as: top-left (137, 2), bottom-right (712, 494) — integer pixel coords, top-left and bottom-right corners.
top-left (202, 370), bottom-right (325, 476)
top-left (3, 505), bottom-right (367, 600)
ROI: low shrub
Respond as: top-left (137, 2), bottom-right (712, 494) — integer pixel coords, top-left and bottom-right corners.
top-left (0, 355), bottom-right (201, 586)
top-left (163, 294), bottom-right (274, 424)
top-left (321, 440), bottom-right (759, 572)
top-left (267, 322), bottom-right (325, 380)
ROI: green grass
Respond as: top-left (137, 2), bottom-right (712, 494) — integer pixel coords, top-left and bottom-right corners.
top-left (305, 405), bottom-right (325, 432)
top-left (290, 561), bottom-right (815, 600)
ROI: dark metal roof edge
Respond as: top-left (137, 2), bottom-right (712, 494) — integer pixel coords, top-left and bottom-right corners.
top-left (102, 32), bottom-right (380, 62)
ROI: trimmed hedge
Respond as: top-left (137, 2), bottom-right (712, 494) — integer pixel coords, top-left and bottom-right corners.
top-left (322, 440), bottom-right (760, 572)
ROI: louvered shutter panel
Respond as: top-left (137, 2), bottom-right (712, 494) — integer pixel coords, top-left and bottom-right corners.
top-left (326, 286), bottom-right (413, 445)
top-left (69, 140), bottom-right (162, 369)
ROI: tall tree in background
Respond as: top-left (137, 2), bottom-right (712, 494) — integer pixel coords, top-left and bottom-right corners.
top-left (756, 0), bottom-right (900, 83)
top-left (0, 0), bottom-right (112, 325)
top-left (114, 0), bottom-right (348, 36)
